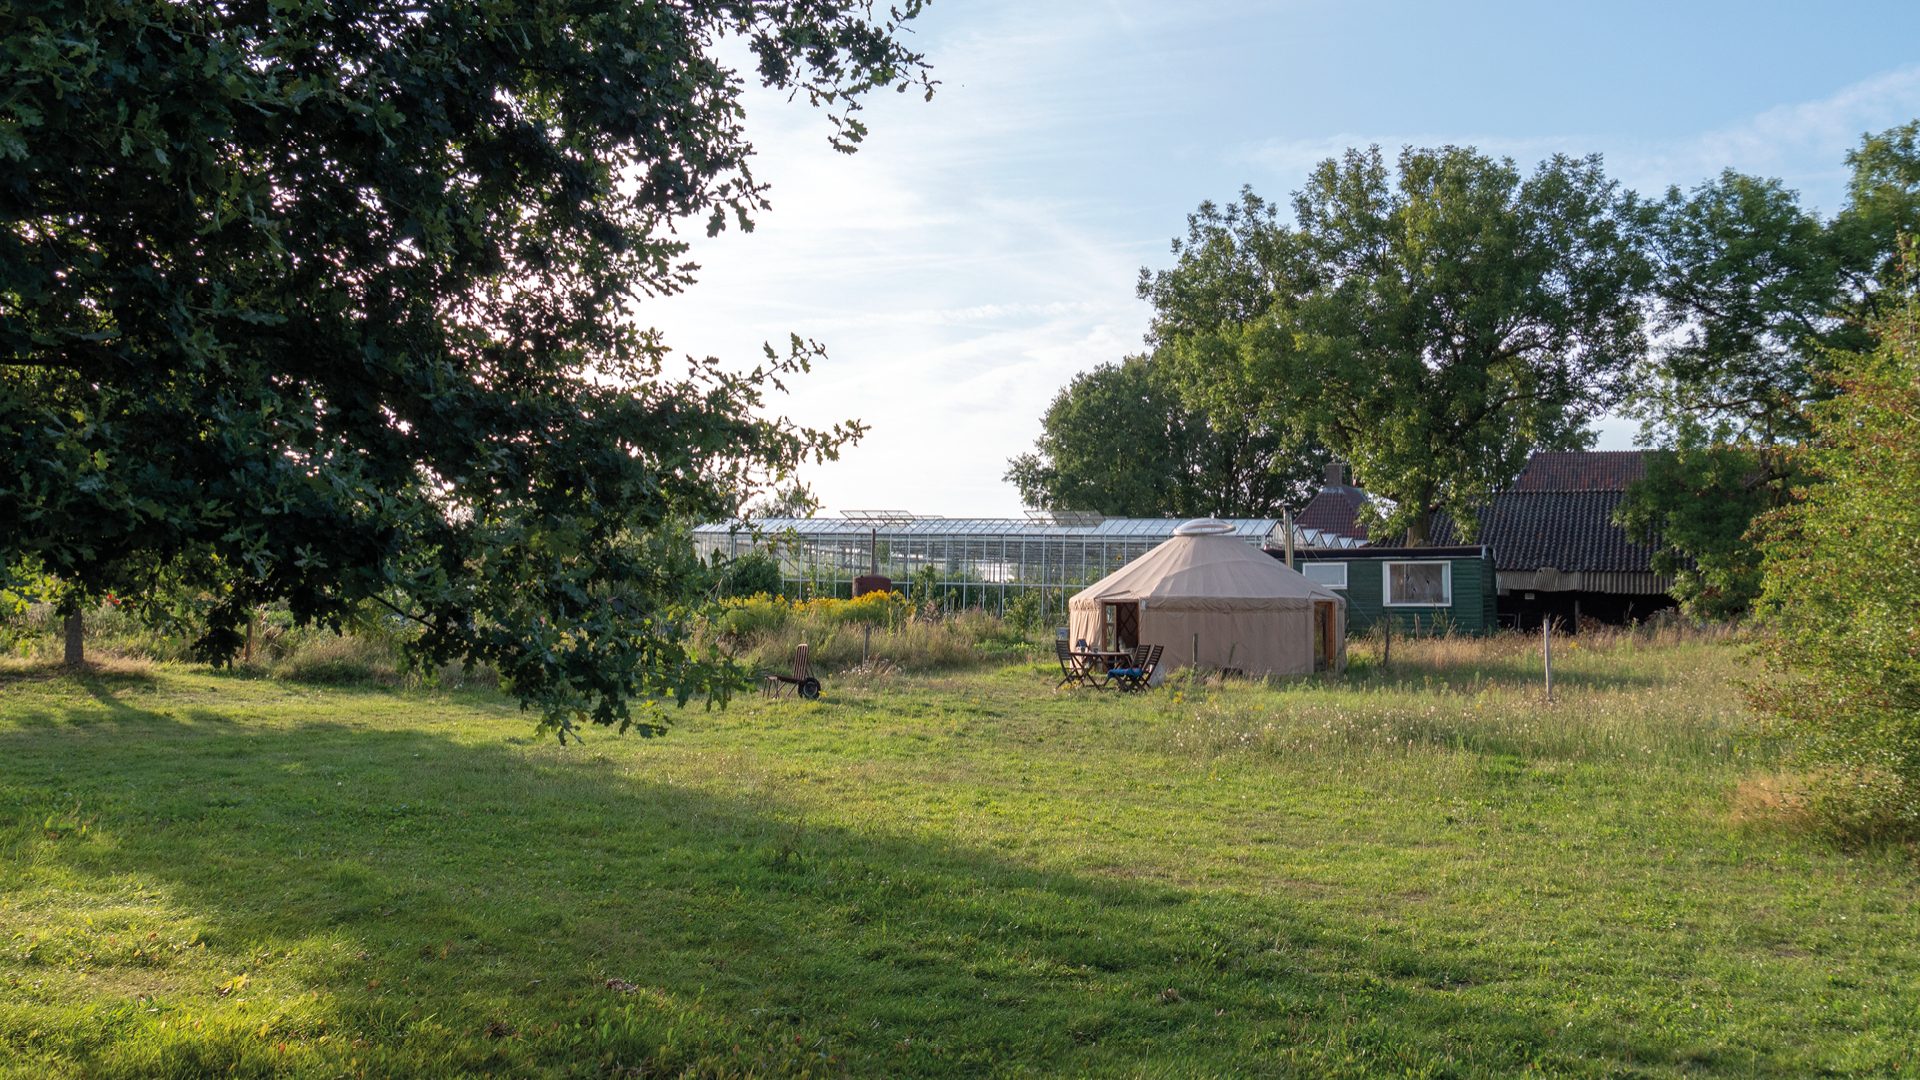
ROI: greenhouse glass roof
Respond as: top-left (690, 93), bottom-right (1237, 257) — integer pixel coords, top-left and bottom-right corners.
top-left (691, 514), bottom-right (1363, 548)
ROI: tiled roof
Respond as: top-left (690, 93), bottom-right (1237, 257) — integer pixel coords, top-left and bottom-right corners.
top-left (1296, 486), bottom-right (1370, 540)
top-left (1432, 490), bottom-right (1658, 574)
top-left (1511, 451), bottom-right (1647, 492)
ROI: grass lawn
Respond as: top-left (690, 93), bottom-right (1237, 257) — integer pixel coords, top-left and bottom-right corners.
top-left (2, 635), bottom-right (1917, 1077)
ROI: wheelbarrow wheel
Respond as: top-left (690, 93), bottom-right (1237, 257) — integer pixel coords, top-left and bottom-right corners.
top-left (798, 677), bottom-right (822, 700)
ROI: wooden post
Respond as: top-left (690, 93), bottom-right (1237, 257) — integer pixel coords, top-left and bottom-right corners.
top-left (1382, 614), bottom-right (1390, 670)
top-left (863, 623), bottom-right (871, 666)
top-left (1543, 619), bottom-right (1553, 703)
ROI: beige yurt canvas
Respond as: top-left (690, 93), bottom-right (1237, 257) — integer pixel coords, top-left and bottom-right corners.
top-left (1067, 519), bottom-right (1346, 676)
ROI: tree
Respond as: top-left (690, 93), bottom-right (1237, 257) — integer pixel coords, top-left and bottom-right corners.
top-left (1142, 148), bottom-right (1650, 543)
top-left (1615, 436), bottom-right (1776, 620)
top-left (1833, 120), bottom-right (1920, 309)
top-left (1633, 171), bottom-right (1857, 445)
top-left (0, 1), bottom-right (932, 734)
top-left (1621, 128), bottom-right (1920, 617)
top-left (1751, 273), bottom-right (1920, 836)
top-left (743, 482), bottom-right (823, 521)
top-left (1004, 354), bottom-right (1324, 517)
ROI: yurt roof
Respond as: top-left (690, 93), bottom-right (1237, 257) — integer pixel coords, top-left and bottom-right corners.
top-left (1069, 520), bottom-right (1345, 612)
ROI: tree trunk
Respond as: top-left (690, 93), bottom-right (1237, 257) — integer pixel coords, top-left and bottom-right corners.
top-left (63, 609), bottom-right (85, 667)
top-left (1404, 510), bottom-right (1431, 546)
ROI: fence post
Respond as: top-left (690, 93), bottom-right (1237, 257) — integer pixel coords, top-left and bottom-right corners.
top-left (1543, 619), bottom-right (1553, 703)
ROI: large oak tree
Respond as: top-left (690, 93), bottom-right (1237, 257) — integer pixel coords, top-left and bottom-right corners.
top-left (1141, 148), bottom-right (1649, 543)
top-left (1619, 124), bottom-right (1920, 617)
top-left (0, 0), bottom-right (931, 735)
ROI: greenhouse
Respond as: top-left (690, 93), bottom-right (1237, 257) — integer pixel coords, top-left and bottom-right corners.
top-left (691, 511), bottom-right (1361, 621)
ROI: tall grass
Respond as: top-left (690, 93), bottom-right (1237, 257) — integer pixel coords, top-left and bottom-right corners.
top-left (2, 592), bottom-right (1041, 686)
top-left (1163, 626), bottom-right (1761, 774)
top-left (707, 593), bottom-right (1039, 674)
top-left (0, 602), bottom-right (503, 689)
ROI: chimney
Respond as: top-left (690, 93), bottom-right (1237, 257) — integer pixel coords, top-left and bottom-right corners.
top-left (1324, 461), bottom-right (1347, 487)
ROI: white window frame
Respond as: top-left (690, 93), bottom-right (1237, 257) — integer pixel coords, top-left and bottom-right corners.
top-left (1382, 560), bottom-right (1451, 607)
top-left (1301, 562), bottom-right (1348, 590)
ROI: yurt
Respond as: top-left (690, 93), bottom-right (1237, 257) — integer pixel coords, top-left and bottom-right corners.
top-left (1068, 519), bottom-right (1346, 676)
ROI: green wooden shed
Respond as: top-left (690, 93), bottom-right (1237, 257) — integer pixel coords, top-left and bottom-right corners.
top-left (1273, 546), bottom-right (1498, 636)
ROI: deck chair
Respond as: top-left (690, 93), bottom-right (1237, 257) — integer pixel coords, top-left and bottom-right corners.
top-left (1054, 638), bottom-right (1095, 690)
top-left (763, 642), bottom-right (822, 700)
top-left (1107, 644), bottom-right (1164, 693)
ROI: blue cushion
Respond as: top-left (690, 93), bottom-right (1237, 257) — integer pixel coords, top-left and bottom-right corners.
top-left (1108, 667), bottom-right (1142, 677)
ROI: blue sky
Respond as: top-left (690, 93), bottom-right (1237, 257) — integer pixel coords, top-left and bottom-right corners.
top-left (647, 1), bottom-right (1920, 517)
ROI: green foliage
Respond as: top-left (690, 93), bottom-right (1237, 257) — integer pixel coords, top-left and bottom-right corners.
top-left (710, 590), bottom-right (911, 641)
top-left (907, 564), bottom-right (942, 611)
top-left (1006, 354), bottom-right (1325, 516)
top-left (1623, 127), bottom-right (1920, 622)
top-left (1834, 120), bottom-right (1920, 302)
top-left (1141, 149), bottom-right (1650, 543)
top-left (703, 591), bottom-right (1023, 673)
top-left (1616, 440), bottom-right (1784, 619)
top-left (1753, 284), bottom-right (1920, 837)
top-left (714, 552), bottom-right (784, 600)
top-left (0, 0), bottom-right (932, 736)
top-left (1002, 588), bottom-right (1044, 634)
top-left (1634, 171), bottom-right (1858, 444)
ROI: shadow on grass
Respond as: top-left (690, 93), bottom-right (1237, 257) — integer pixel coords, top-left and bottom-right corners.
top-left (1, 688), bottom-right (1727, 1077)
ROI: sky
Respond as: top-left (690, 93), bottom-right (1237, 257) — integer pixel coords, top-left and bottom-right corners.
top-left (646, 0), bottom-right (1920, 518)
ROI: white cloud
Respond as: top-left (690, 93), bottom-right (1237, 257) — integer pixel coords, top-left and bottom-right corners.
top-left (1237, 65), bottom-right (1920, 210)
top-left (640, 15), bottom-right (1920, 518)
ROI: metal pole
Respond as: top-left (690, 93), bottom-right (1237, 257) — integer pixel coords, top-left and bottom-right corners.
top-left (1283, 509), bottom-right (1295, 569)
top-left (1000, 534), bottom-right (1008, 617)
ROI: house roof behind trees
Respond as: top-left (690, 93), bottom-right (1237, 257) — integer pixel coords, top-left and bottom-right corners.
top-left (1427, 450), bottom-right (1670, 592)
top-left (1431, 491), bottom-right (1660, 575)
top-left (1295, 461), bottom-right (1371, 541)
top-left (1510, 450), bottom-right (1648, 492)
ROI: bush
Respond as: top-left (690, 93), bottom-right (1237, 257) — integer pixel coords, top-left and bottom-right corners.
top-left (715, 552), bottom-right (783, 599)
top-left (703, 592), bottom-right (1035, 673)
top-left (1753, 288), bottom-right (1920, 839)
top-left (1003, 589), bottom-right (1044, 634)
top-left (271, 631), bottom-right (402, 685)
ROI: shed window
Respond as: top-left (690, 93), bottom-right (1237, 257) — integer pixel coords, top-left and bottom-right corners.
top-left (1384, 561), bottom-right (1451, 606)
top-left (1301, 562), bottom-right (1348, 589)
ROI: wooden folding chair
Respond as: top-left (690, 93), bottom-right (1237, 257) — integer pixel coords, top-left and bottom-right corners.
top-left (1108, 644), bottom-right (1164, 693)
top-left (1055, 638), bottom-right (1095, 690)
top-left (763, 642), bottom-right (822, 699)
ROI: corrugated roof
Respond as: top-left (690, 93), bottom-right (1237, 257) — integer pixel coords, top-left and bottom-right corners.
top-left (1511, 451), bottom-right (1647, 492)
top-left (1432, 491), bottom-right (1658, 574)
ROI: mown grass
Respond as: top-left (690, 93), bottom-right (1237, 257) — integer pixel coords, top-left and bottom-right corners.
top-left (1, 635), bottom-right (1916, 1077)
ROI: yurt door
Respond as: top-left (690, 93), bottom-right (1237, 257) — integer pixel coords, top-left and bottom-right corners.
top-left (1313, 601), bottom-right (1337, 672)
top-left (1103, 602), bottom-right (1140, 652)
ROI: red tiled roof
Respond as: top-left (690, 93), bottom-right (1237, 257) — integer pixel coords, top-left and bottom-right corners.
top-left (1296, 486), bottom-right (1369, 540)
top-left (1510, 451), bottom-right (1647, 492)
